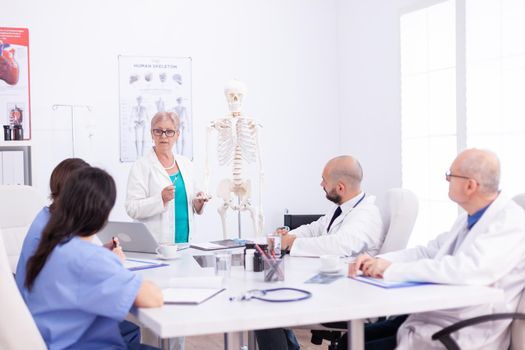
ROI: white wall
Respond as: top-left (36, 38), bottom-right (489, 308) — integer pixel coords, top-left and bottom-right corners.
top-left (2, 0), bottom-right (343, 240)
top-left (336, 1), bottom-right (402, 204)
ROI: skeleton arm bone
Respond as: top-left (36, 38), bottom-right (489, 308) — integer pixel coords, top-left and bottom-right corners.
top-left (204, 123), bottom-right (214, 193)
top-left (254, 122), bottom-right (264, 236)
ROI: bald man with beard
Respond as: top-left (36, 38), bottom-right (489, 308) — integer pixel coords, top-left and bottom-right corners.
top-left (279, 155), bottom-right (384, 257)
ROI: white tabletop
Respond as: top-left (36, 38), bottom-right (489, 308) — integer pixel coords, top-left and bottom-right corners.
top-left (129, 248), bottom-right (504, 340)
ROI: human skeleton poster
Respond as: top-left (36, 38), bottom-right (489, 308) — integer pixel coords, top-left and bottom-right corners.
top-left (118, 56), bottom-right (192, 162)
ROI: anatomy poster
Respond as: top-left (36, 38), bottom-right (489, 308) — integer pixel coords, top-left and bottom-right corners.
top-left (0, 27), bottom-right (31, 139)
top-left (118, 56), bottom-right (192, 162)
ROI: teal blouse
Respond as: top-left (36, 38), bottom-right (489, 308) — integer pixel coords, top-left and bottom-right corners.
top-left (169, 172), bottom-right (189, 243)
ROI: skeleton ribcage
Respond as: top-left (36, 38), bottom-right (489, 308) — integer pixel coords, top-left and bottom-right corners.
top-left (216, 118), bottom-right (257, 166)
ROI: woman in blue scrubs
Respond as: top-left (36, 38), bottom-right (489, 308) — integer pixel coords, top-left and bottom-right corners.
top-left (23, 167), bottom-right (163, 350)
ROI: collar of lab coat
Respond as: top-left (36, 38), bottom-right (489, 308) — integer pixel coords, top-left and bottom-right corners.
top-left (328, 192), bottom-right (371, 231)
top-left (147, 148), bottom-right (189, 185)
top-left (440, 191), bottom-right (509, 256)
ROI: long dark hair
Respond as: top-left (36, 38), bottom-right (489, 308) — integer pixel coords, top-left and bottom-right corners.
top-left (25, 167), bottom-right (116, 291)
top-left (49, 158), bottom-right (90, 212)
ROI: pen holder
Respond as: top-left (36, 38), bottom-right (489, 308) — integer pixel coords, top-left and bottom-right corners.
top-left (263, 257), bottom-right (285, 282)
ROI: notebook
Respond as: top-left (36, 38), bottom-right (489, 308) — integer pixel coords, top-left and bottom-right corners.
top-left (352, 276), bottom-right (431, 289)
top-left (124, 258), bottom-right (168, 271)
top-left (96, 221), bottom-right (158, 254)
top-left (190, 239), bottom-right (249, 251)
top-left (162, 287), bottom-right (225, 305)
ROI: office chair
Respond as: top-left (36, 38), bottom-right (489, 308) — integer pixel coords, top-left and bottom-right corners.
top-left (0, 185), bottom-right (45, 272)
top-left (284, 214), bottom-right (324, 230)
top-left (512, 192), bottom-right (525, 210)
top-left (431, 289), bottom-right (525, 350)
top-left (0, 229), bottom-right (47, 349)
top-left (309, 188), bottom-right (419, 349)
top-left (378, 188), bottom-right (419, 254)
top-left (432, 193), bottom-right (525, 350)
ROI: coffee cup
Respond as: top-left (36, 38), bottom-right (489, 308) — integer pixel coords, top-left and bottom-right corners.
top-left (319, 255), bottom-right (339, 272)
top-left (156, 244), bottom-right (178, 259)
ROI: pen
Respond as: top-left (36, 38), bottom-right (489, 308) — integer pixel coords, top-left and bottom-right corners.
top-left (112, 236), bottom-right (119, 249)
top-left (255, 244), bottom-right (283, 281)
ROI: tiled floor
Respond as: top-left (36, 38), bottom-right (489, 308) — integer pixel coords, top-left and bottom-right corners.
top-left (185, 329), bottom-right (333, 350)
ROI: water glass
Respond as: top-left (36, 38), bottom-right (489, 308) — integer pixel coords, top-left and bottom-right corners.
top-left (214, 252), bottom-right (232, 278)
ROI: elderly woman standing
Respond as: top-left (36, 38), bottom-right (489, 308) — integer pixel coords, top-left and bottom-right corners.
top-left (126, 111), bottom-right (207, 244)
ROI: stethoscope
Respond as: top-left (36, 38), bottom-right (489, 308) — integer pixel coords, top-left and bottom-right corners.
top-left (229, 287), bottom-right (312, 303)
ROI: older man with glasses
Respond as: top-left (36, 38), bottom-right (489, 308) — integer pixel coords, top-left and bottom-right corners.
top-left (343, 148), bottom-right (525, 350)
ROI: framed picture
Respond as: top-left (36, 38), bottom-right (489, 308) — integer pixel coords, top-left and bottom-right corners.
top-left (118, 55), bottom-right (192, 162)
top-left (0, 27), bottom-right (31, 140)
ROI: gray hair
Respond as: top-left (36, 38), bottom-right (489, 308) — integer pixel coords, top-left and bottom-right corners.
top-left (150, 111), bottom-right (180, 130)
top-left (458, 149), bottom-right (500, 193)
top-left (329, 155), bottom-right (363, 187)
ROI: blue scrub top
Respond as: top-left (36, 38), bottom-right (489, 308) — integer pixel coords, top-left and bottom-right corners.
top-left (170, 171), bottom-right (189, 243)
top-left (21, 237), bottom-right (142, 350)
top-left (15, 206), bottom-right (50, 291)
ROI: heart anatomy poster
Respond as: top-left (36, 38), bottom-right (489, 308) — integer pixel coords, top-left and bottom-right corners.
top-left (118, 56), bottom-right (192, 162)
top-left (0, 27), bottom-right (31, 140)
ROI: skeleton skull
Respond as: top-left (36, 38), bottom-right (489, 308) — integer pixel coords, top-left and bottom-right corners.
top-left (224, 80), bottom-right (247, 115)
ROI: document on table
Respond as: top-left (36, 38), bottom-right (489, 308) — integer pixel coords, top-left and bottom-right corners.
top-left (190, 239), bottom-right (249, 251)
top-left (124, 258), bottom-right (168, 271)
top-left (162, 287), bottom-right (226, 305)
top-left (352, 276), bottom-right (431, 289)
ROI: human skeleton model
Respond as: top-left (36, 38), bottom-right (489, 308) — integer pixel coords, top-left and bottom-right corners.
top-left (132, 96), bottom-right (148, 157)
top-left (205, 80), bottom-right (264, 238)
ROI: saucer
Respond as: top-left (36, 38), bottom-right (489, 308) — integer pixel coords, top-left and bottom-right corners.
top-left (156, 254), bottom-right (179, 261)
top-left (319, 267), bottom-right (341, 274)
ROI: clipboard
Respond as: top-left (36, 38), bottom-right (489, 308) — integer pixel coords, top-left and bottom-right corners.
top-left (162, 287), bottom-right (226, 305)
top-left (352, 276), bottom-right (431, 289)
top-left (190, 239), bottom-right (249, 251)
top-left (124, 258), bottom-right (169, 271)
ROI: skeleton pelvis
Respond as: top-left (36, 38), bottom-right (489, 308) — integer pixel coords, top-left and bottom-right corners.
top-left (217, 178), bottom-right (252, 202)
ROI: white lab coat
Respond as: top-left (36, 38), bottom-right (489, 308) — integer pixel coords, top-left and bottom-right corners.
top-left (125, 149), bottom-right (199, 244)
top-left (380, 192), bottom-right (525, 350)
top-left (290, 193), bottom-right (384, 257)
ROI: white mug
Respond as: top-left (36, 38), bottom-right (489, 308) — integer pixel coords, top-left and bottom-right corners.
top-left (156, 244), bottom-right (178, 258)
top-left (319, 255), bottom-right (339, 272)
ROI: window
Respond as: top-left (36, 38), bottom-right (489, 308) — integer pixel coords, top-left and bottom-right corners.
top-left (466, 0), bottom-right (525, 195)
top-left (401, 0), bottom-right (525, 247)
top-left (400, 0), bottom-right (458, 246)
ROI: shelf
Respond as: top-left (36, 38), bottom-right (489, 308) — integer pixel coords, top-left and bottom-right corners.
top-left (0, 140), bottom-right (32, 147)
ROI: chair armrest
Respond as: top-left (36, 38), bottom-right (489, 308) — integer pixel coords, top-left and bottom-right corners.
top-left (431, 313), bottom-right (525, 350)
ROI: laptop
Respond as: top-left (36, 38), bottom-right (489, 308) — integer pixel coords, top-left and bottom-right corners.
top-left (96, 221), bottom-right (159, 254)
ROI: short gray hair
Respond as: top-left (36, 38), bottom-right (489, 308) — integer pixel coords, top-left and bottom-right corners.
top-left (150, 111), bottom-right (180, 130)
top-left (458, 149), bottom-right (500, 193)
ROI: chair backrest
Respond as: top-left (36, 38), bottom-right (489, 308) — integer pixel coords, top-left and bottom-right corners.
top-left (379, 188), bottom-right (419, 254)
top-left (0, 229), bottom-right (46, 350)
top-left (284, 214), bottom-right (324, 230)
top-left (510, 193), bottom-right (525, 349)
top-left (511, 289), bottom-right (525, 350)
top-left (0, 185), bottom-right (46, 272)
top-left (512, 193), bottom-right (525, 211)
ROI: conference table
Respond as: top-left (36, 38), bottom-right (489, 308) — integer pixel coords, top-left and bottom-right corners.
top-left (128, 248), bottom-right (503, 350)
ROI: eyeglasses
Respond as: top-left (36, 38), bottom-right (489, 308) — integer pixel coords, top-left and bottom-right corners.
top-left (152, 129), bottom-right (178, 137)
top-left (445, 171), bottom-right (470, 182)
